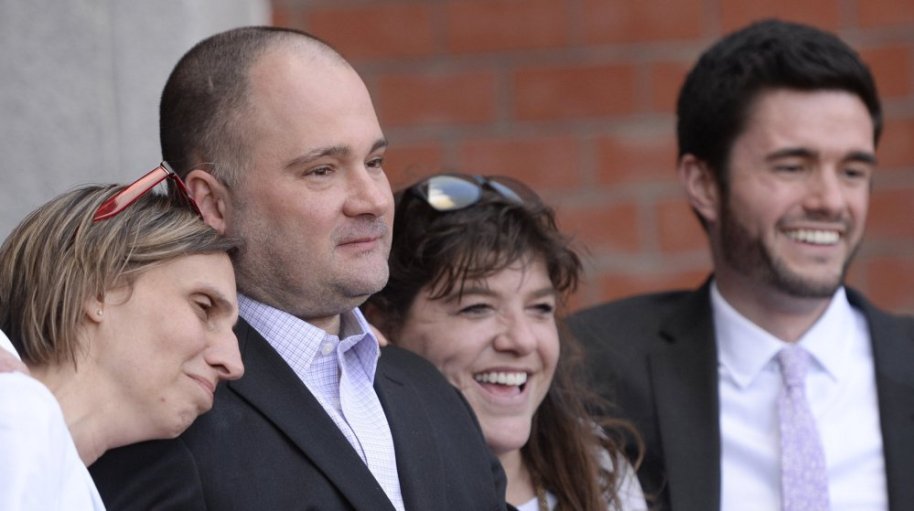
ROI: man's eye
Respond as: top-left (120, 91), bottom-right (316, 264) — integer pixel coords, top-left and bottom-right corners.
top-left (305, 166), bottom-right (333, 177)
top-left (774, 164), bottom-right (804, 173)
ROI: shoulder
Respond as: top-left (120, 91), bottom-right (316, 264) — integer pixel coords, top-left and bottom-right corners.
top-left (570, 288), bottom-right (699, 327)
top-left (0, 373), bottom-right (104, 511)
top-left (0, 372), bottom-right (64, 428)
top-left (846, 287), bottom-right (914, 337)
top-left (90, 438), bottom-right (206, 510)
top-left (378, 344), bottom-right (456, 384)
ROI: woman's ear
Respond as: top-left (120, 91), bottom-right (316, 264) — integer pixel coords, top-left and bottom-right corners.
top-left (82, 296), bottom-right (106, 325)
top-left (678, 154), bottom-right (721, 226)
top-left (185, 169), bottom-right (230, 234)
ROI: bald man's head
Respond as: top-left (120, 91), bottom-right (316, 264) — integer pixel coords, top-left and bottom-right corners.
top-left (160, 26), bottom-right (350, 186)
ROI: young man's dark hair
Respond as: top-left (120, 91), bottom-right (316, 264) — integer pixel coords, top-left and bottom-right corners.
top-left (676, 19), bottom-right (882, 196)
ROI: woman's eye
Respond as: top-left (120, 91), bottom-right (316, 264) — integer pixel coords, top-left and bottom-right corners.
top-left (194, 297), bottom-right (214, 316)
top-left (367, 157), bottom-right (384, 169)
top-left (458, 303), bottom-right (493, 316)
top-left (530, 302), bottom-right (555, 315)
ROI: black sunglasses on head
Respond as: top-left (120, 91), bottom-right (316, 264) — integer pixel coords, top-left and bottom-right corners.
top-left (405, 173), bottom-right (538, 212)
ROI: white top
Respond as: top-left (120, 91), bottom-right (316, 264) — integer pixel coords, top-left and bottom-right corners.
top-left (515, 454), bottom-right (647, 511)
top-left (0, 328), bottom-right (19, 360)
top-left (0, 331), bottom-right (105, 510)
top-left (713, 284), bottom-right (887, 510)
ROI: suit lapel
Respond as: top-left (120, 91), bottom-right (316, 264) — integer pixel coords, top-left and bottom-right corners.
top-left (228, 319), bottom-right (396, 511)
top-left (850, 291), bottom-right (914, 511)
top-left (649, 282), bottom-right (721, 511)
top-left (374, 349), bottom-right (445, 511)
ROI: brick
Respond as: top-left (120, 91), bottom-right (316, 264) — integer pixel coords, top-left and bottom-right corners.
top-left (656, 198), bottom-right (708, 252)
top-left (271, 5), bottom-right (304, 28)
top-left (720, 0), bottom-right (842, 32)
top-left (594, 268), bottom-right (710, 304)
top-left (595, 127), bottom-right (678, 185)
top-left (876, 117), bottom-right (914, 169)
top-left (377, 70), bottom-right (498, 126)
top-left (555, 201), bottom-right (641, 253)
top-left (866, 186), bottom-right (914, 239)
top-left (581, 0), bottom-right (704, 44)
top-left (384, 142), bottom-right (446, 190)
top-left (513, 64), bottom-right (638, 121)
top-left (859, 45), bottom-right (913, 99)
top-left (308, 4), bottom-right (437, 60)
top-left (457, 135), bottom-right (583, 193)
top-left (446, 0), bottom-right (568, 53)
top-left (649, 60), bottom-right (693, 113)
top-left (857, 0), bottom-right (914, 27)
top-left (854, 255), bottom-right (914, 314)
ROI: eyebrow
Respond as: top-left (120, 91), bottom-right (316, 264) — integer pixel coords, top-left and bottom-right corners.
top-left (444, 284), bottom-right (557, 302)
top-left (285, 138), bottom-right (389, 170)
top-left (765, 147), bottom-right (878, 165)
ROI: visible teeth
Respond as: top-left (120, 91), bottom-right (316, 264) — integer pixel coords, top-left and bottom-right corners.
top-left (474, 371), bottom-right (528, 386)
top-left (786, 229), bottom-right (839, 245)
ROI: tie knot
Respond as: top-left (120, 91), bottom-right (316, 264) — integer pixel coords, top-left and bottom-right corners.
top-left (777, 345), bottom-right (810, 388)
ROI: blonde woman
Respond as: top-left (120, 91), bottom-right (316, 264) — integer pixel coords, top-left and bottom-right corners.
top-left (0, 165), bottom-right (244, 509)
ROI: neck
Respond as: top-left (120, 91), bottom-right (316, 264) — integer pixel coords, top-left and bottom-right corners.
top-left (715, 274), bottom-right (835, 343)
top-left (30, 362), bottom-right (133, 465)
top-left (499, 449), bottom-right (536, 506)
top-left (306, 314), bottom-right (342, 336)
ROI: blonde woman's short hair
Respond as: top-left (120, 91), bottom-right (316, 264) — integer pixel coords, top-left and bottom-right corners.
top-left (0, 184), bottom-right (236, 366)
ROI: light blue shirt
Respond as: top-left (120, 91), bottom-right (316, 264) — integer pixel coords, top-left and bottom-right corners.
top-left (238, 295), bottom-right (405, 511)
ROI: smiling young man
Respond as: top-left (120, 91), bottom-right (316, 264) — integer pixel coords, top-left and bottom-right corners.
top-left (570, 19), bottom-right (914, 511)
top-left (88, 27), bottom-right (509, 511)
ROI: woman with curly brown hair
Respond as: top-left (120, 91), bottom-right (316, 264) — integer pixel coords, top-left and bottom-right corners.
top-left (366, 173), bottom-right (646, 510)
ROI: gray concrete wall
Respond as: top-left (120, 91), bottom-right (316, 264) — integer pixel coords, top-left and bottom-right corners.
top-left (0, 0), bottom-right (269, 239)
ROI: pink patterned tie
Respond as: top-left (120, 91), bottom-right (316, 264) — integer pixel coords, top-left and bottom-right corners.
top-left (777, 346), bottom-right (830, 511)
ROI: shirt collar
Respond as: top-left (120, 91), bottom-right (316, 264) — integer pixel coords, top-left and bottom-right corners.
top-left (237, 294), bottom-right (381, 379)
top-left (712, 282), bottom-right (854, 388)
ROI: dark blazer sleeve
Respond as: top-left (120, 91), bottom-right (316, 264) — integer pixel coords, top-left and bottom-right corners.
top-left (568, 284), bottom-right (721, 511)
top-left (89, 438), bottom-right (206, 510)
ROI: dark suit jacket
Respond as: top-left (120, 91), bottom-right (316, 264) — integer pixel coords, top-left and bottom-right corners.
top-left (568, 281), bottom-right (914, 511)
top-left (90, 318), bottom-right (508, 511)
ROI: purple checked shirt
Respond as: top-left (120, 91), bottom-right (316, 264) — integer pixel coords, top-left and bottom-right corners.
top-left (238, 294), bottom-right (405, 511)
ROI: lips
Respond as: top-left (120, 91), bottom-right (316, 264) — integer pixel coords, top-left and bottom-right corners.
top-left (189, 374), bottom-right (215, 399)
top-left (335, 222), bottom-right (389, 247)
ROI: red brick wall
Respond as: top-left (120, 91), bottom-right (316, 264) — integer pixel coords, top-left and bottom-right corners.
top-left (272, 0), bottom-right (914, 314)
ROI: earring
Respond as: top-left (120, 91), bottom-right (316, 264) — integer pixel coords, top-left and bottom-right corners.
top-left (96, 309), bottom-right (103, 317)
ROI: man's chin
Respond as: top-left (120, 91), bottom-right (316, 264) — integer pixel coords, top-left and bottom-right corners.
top-left (770, 266), bottom-right (844, 299)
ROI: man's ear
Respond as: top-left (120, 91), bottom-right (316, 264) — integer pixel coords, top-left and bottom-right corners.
top-left (185, 169), bottom-right (230, 234)
top-left (678, 154), bottom-right (720, 226)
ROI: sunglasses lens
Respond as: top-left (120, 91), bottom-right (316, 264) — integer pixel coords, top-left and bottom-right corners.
top-left (422, 175), bottom-right (481, 211)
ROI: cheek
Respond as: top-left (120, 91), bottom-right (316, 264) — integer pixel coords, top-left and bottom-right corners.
top-left (399, 324), bottom-right (485, 387)
top-left (540, 327), bottom-right (561, 376)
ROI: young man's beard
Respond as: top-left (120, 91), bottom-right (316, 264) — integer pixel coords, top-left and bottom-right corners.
top-left (718, 197), bottom-right (858, 299)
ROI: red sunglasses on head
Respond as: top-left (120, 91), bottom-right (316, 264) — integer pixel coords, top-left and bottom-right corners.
top-left (93, 163), bottom-right (202, 222)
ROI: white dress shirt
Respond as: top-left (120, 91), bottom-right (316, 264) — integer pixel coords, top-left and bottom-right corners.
top-left (0, 330), bottom-right (105, 510)
top-left (713, 284), bottom-right (887, 510)
top-left (238, 295), bottom-right (405, 511)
